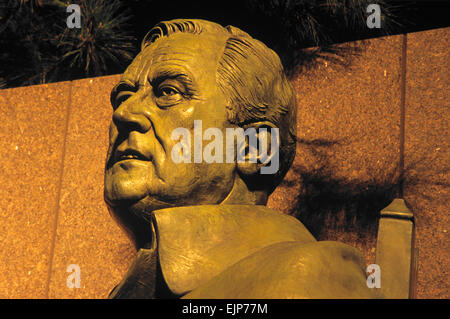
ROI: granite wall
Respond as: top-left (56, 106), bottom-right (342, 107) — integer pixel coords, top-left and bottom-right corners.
top-left (0, 28), bottom-right (448, 298)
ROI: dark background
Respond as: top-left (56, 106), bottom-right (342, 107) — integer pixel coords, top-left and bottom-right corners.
top-left (1, 0), bottom-right (449, 89)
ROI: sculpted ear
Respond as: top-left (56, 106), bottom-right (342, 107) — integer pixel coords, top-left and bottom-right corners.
top-left (236, 122), bottom-right (280, 177)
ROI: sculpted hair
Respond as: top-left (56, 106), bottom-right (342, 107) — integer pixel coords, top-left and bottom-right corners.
top-left (141, 19), bottom-right (297, 193)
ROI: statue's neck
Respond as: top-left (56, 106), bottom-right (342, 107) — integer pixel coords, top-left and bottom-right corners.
top-left (220, 173), bottom-right (268, 205)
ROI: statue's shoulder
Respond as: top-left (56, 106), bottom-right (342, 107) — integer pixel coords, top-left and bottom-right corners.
top-left (183, 240), bottom-right (379, 299)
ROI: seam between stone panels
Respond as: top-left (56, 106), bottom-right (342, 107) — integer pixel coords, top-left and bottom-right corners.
top-left (399, 33), bottom-right (407, 197)
top-left (45, 81), bottom-right (73, 298)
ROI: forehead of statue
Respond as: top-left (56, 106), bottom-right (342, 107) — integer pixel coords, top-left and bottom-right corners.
top-left (123, 32), bottom-right (228, 86)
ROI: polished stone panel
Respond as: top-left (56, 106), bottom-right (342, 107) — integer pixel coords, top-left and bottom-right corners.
top-left (46, 75), bottom-right (135, 298)
top-left (404, 27), bottom-right (449, 298)
top-left (0, 82), bottom-right (70, 298)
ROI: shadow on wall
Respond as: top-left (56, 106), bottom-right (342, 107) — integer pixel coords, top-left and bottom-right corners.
top-left (289, 136), bottom-right (399, 241)
top-left (288, 141), bottom-right (449, 240)
top-left (284, 40), bottom-right (392, 241)
top-left (286, 41), bottom-right (366, 78)
top-left (290, 163), bottom-right (399, 240)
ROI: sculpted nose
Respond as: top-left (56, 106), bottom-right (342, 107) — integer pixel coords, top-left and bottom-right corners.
top-left (112, 96), bottom-right (152, 133)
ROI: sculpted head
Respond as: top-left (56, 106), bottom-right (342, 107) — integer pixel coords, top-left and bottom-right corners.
top-left (104, 19), bottom-right (297, 248)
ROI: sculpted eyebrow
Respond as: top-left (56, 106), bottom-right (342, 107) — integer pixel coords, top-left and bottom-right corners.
top-left (113, 81), bottom-right (136, 92)
top-left (150, 69), bottom-right (196, 92)
top-left (110, 80), bottom-right (137, 106)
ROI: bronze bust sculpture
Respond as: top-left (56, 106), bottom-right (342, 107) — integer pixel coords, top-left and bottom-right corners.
top-left (104, 19), bottom-right (379, 298)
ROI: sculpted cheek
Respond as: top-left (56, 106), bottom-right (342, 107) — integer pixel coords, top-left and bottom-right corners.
top-left (182, 105), bottom-right (195, 118)
top-left (105, 124), bottom-right (118, 168)
top-left (108, 123), bottom-right (118, 146)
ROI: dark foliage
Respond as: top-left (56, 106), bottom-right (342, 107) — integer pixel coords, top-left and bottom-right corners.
top-left (1, 0), bottom-right (448, 88)
top-left (0, 0), bottom-right (135, 88)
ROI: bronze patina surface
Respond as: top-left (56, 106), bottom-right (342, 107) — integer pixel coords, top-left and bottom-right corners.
top-left (104, 19), bottom-right (380, 298)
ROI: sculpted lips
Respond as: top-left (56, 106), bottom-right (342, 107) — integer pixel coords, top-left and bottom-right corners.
top-left (114, 148), bottom-right (151, 164)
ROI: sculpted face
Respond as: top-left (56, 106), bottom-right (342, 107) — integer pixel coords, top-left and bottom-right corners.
top-left (104, 33), bottom-right (236, 219)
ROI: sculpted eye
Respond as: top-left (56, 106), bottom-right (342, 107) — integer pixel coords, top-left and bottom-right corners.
top-left (151, 74), bottom-right (196, 108)
top-left (154, 80), bottom-right (187, 108)
top-left (159, 86), bottom-right (180, 97)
